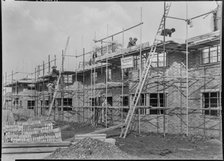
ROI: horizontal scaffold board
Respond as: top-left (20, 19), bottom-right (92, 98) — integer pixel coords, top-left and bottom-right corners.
top-left (2, 141), bottom-right (71, 154)
top-left (74, 133), bottom-right (107, 141)
top-left (2, 141), bottom-right (70, 148)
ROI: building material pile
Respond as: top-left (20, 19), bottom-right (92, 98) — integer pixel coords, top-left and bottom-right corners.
top-left (46, 137), bottom-right (130, 159)
top-left (3, 119), bottom-right (62, 143)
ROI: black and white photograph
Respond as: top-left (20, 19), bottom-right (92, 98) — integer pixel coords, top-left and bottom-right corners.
top-left (2, 1), bottom-right (222, 160)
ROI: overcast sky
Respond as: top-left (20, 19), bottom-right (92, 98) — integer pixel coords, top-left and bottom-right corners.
top-left (2, 1), bottom-right (220, 82)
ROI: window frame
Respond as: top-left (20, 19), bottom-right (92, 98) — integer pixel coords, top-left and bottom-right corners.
top-left (27, 100), bottom-right (35, 109)
top-left (130, 92), bottom-right (166, 115)
top-left (202, 91), bottom-right (220, 116)
top-left (201, 45), bottom-right (220, 64)
top-left (149, 93), bottom-right (165, 115)
top-left (151, 52), bottom-right (167, 68)
top-left (63, 98), bottom-right (72, 106)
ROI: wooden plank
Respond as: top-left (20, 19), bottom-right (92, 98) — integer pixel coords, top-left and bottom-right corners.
top-left (2, 146), bottom-right (67, 154)
top-left (2, 141), bottom-right (71, 148)
top-left (89, 124), bottom-right (124, 134)
top-left (75, 133), bottom-right (106, 138)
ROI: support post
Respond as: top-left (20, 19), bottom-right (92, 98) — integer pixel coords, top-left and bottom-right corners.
top-left (43, 61), bottom-right (45, 76)
top-left (83, 48), bottom-right (85, 123)
top-left (34, 68), bottom-right (37, 117)
top-left (185, 2), bottom-right (189, 136)
top-left (163, 1), bottom-right (166, 137)
top-left (54, 55), bottom-right (56, 66)
top-left (11, 70), bottom-right (13, 84)
top-left (139, 7), bottom-right (143, 134)
top-left (4, 72), bottom-right (7, 109)
top-left (105, 24), bottom-right (109, 128)
top-left (121, 28), bottom-right (124, 122)
top-left (218, 2), bottom-right (222, 140)
top-left (48, 55), bottom-right (51, 74)
top-left (61, 50), bottom-right (64, 121)
top-left (93, 37), bottom-right (96, 126)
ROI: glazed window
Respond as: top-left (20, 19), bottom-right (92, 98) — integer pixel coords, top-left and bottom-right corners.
top-left (202, 45), bottom-right (220, 64)
top-left (63, 98), bottom-right (72, 106)
top-left (151, 52), bottom-right (167, 67)
top-left (202, 92), bottom-right (221, 116)
top-left (149, 93), bottom-right (165, 115)
top-left (27, 100), bottom-right (35, 109)
top-left (64, 75), bottom-right (73, 84)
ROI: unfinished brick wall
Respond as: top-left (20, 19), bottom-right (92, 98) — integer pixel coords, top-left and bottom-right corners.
top-left (129, 50), bottom-right (221, 137)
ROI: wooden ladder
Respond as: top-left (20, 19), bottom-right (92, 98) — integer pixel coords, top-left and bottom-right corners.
top-left (120, 2), bottom-right (172, 138)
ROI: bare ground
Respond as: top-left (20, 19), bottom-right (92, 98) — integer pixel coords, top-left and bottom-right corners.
top-left (55, 121), bottom-right (223, 160)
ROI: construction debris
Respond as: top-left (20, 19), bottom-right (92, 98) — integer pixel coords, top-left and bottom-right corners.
top-left (46, 137), bottom-right (130, 159)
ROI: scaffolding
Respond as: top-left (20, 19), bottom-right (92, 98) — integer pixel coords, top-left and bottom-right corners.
top-left (4, 2), bottom-right (222, 139)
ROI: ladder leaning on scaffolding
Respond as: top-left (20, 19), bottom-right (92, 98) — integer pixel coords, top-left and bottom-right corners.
top-left (120, 2), bottom-right (172, 138)
top-left (47, 71), bottom-right (62, 119)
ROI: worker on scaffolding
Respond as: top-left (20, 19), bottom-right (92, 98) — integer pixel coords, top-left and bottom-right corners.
top-left (127, 37), bottom-right (138, 48)
top-left (101, 94), bottom-right (111, 124)
top-left (132, 38), bottom-right (138, 46)
top-left (47, 66), bottom-right (59, 105)
top-left (127, 37), bottom-right (134, 48)
top-left (161, 28), bottom-right (176, 37)
top-left (89, 51), bottom-right (98, 65)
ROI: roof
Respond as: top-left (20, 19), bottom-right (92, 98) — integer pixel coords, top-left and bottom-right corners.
top-left (5, 78), bottom-right (35, 87)
top-left (95, 42), bottom-right (150, 62)
top-left (187, 30), bottom-right (220, 49)
top-left (86, 82), bottom-right (128, 90)
top-left (76, 62), bottom-right (111, 73)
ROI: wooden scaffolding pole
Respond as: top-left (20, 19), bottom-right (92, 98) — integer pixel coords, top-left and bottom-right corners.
top-left (61, 50), bottom-right (64, 121)
top-left (185, 2), bottom-right (189, 136)
top-left (11, 71), bottom-right (13, 110)
top-left (90, 51), bottom-right (93, 125)
top-left (83, 48), bottom-right (85, 122)
top-left (93, 45), bottom-right (96, 126)
top-left (54, 55), bottom-right (56, 66)
top-left (139, 7), bottom-right (143, 134)
top-left (121, 28), bottom-right (124, 122)
top-left (105, 24), bottom-right (109, 128)
top-left (218, 2), bottom-right (222, 140)
top-left (75, 50), bottom-right (79, 123)
top-left (4, 72), bottom-right (7, 109)
top-left (48, 55), bottom-right (51, 74)
top-left (34, 68), bottom-right (37, 117)
top-left (163, 1), bottom-right (166, 137)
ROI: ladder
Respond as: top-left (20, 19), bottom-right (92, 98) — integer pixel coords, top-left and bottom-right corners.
top-left (47, 71), bottom-right (62, 118)
top-left (120, 2), bottom-right (172, 138)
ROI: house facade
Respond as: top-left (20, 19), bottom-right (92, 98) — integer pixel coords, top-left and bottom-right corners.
top-left (71, 30), bottom-right (221, 137)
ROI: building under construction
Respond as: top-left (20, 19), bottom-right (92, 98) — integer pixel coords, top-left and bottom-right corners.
top-left (3, 2), bottom-right (222, 140)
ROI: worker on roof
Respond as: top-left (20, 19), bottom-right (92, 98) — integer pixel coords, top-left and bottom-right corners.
top-left (132, 38), bottom-right (138, 45)
top-left (161, 28), bottom-right (176, 37)
top-left (91, 51), bottom-right (97, 64)
top-left (50, 66), bottom-right (59, 83)
top-left (127, 37), bottom-right (134, 48)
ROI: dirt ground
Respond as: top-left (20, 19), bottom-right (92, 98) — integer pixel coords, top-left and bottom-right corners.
top-left (56, 121), bottom-right (223, 160)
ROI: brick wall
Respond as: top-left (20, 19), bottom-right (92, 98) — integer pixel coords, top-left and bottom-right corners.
top-left (128, 50), bottom-right (221, 137)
